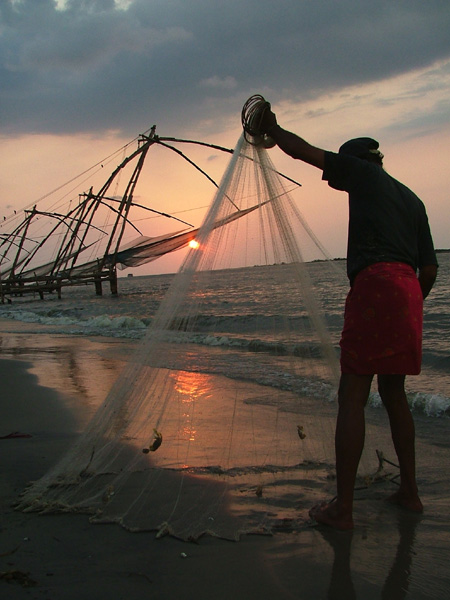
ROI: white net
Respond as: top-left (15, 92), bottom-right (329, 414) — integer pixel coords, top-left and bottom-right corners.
top-left (17, 134), bottom-right (382, 540)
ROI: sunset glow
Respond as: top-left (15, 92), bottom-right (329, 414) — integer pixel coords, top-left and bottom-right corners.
top-left (0, 2), bottom-right (448, 275)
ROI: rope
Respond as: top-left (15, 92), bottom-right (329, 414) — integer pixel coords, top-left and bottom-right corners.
top-left (241, 94), bottom-right (274, 146)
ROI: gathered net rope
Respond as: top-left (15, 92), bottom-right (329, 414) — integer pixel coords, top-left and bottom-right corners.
top-left (17, 134), bottom-right (382, 540)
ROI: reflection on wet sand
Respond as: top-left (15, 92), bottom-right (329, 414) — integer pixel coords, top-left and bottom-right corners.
top-left (0, 332), bottom-right (132, 427)
top-left (319, 510), bottom-right (421, 600)
top-left (263, 506), bottom-right (431, 600)
top-left (380, 512), bottom-right (420, 600)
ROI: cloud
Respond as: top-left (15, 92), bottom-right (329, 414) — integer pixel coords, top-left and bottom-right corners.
top-left (1, 0), bottom-right (450, 138)
top-left (200, 76), bottom-right (237, 90)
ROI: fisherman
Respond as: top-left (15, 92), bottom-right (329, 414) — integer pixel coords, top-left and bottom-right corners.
top-left (258, 106), bottom-right (438, 530)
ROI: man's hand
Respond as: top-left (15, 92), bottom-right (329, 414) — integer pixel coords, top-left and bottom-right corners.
top-left (259, 107), bottom-right (278, 135)
top-left (255, 102), bottom-right (325, 169)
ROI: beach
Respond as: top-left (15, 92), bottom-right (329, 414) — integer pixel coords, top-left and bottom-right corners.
top-left (1, 328), bottom-right (450, 599)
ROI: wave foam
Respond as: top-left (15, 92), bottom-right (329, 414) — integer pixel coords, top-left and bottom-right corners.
top-left (369, 390), bottom-right (450, 417)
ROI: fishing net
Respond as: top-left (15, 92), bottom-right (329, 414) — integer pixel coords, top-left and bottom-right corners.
top-left (17, 132), bottom-right (383, 540)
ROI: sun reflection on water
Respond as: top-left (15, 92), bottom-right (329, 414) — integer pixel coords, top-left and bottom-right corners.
top-left (171, 371), bottom-right (213, 443)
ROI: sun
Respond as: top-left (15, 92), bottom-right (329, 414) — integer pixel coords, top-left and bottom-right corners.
top-left (188, 239), bottom-right (200, 249)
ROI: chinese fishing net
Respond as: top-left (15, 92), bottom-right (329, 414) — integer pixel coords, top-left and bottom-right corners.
top-left (17, 128), bottom-right (385, 541)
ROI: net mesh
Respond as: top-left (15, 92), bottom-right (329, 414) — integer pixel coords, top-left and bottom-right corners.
top-left (17, 135), bottom-right (382, 540)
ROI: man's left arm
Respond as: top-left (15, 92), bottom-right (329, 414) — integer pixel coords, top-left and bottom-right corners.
top-left (418, 264), bottom-right (437, 299)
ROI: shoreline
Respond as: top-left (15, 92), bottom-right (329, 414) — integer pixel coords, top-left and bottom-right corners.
top-left (1, 333), bottom-right (449, 598)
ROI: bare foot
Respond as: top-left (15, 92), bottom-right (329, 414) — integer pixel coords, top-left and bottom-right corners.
top-left (309, 500), bottom-right (354, 530)
top-left (387, 490), bottom-right (423, 513)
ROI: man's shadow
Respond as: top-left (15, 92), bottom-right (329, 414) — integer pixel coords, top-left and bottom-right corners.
top-left (318, 510), bottom-right (421, 600)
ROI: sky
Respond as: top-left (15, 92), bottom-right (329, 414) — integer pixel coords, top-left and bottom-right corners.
top-left (1, 0), bottom-right (449, 275)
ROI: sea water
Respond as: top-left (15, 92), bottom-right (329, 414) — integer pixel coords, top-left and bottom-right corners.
top-left (0, 253), bottom-right (449, 418)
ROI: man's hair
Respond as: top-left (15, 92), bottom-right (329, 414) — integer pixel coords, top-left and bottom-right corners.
top-left (339, 137), bottom-right (384, 165)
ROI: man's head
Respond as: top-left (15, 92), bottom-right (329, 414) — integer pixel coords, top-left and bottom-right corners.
top-left (339, 137), bottom-right (384, 165)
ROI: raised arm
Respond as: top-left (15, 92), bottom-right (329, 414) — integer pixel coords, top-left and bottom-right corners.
top-left (267, 124), bottom-right (325, 170)
top-left (260, 108), bottom-right (325, 170)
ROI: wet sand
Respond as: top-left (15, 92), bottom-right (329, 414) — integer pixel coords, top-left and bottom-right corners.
top-left (1, 328), bottom-right (449, 599)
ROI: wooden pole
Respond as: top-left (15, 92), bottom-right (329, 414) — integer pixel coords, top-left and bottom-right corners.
top-left (109, 266), bottom-right (118, 296)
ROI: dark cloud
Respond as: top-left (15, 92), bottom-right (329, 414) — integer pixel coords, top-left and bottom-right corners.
top-left (1, 0), bottom-right (450, 137)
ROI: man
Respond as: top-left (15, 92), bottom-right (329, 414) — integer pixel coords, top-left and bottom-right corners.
top-left (259, 108), bottom-right (438, 530)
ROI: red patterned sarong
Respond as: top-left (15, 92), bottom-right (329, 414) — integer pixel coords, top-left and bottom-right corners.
top-left (340, 262), bottom-right (423, 375)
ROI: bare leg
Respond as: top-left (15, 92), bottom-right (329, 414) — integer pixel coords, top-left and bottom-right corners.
top-left (377, 374), bottom-right (423, 512)
top-left (310, 373), bottom-right (373, 530)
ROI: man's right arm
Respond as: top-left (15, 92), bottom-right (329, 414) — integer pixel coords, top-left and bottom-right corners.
top-left (268, 125), bottom-right (325, 170)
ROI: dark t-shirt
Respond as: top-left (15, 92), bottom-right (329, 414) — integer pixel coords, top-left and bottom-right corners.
top-left (322, 151), bottom-right (437, 283)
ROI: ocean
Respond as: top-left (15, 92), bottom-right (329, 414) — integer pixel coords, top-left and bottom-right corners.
top-left (0, 252), bottom-right (449, 419)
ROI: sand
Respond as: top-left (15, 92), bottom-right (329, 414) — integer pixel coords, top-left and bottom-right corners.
top-left (1, 327), bottom-right (449, 599)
